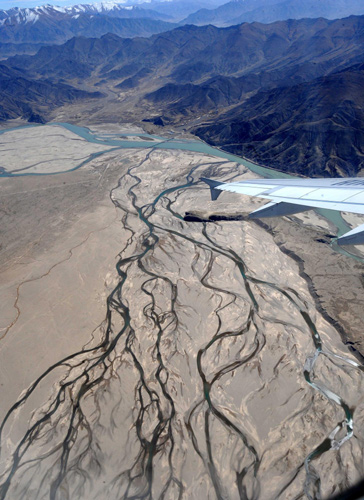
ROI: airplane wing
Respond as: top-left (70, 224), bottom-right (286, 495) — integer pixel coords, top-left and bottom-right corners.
top-left (201, 177), bottom-right (364, 245)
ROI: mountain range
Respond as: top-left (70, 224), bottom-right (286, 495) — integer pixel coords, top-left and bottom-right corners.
top-left (0, 2), bottom-right (172, 24)
top-left (0, 15), bottom-right (177, 54)
top-left (9, 17), bottom-right (364, 83)
top-left (2, 0), bottom-right (364, 58)
top-left (2, 13), bottom-right (364, 177)
top-left (183, 0), bottom-right (364, 26)
top-left (0, 3), bottom-right (178, 57)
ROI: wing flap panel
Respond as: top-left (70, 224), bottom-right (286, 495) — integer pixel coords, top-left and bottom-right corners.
top-left (300, 188), bottom-right (364, 202)
top-left (264, 196), bottom-right (364, 215)
top-left (267, 186), bottom-right (318, 199)
top-left (249, 201), bottom-right (312, 218)
top-left (341, 191), bottom-right (364, 204)
top-left (220, 184), bottom-right (273, 196)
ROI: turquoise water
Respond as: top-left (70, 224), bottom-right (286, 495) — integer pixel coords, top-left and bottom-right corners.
top-left (55, 121), bottom-right (291, 179)
top-left (0, 122), bottom-right (289, 179)
top-left (1, 121), bottom-right (361, 260)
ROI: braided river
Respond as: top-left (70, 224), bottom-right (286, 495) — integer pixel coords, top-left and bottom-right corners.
top-left (0, 123), bottom-right (364, 499)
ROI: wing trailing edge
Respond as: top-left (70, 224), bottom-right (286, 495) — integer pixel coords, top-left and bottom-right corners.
top-left (248, 201), bottom-right (312, 218)
top-left (201, 177), bottom-right (364, 246)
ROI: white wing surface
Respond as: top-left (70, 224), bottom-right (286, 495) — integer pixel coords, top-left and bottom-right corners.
top-left (201, 177), bottom-right (364, 245)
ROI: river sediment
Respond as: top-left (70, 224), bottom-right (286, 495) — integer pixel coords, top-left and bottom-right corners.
top-left (0, 125), bottom-right (364, 499)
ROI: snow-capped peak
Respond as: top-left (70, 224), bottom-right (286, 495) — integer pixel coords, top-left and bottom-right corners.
top-left (0, 0), bottom-right (163, 26)
top-left (65, 1), bottom-right (131, 13)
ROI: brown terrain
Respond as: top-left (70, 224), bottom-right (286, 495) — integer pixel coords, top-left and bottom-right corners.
top-left (0, 123), bottom-right (364, 499)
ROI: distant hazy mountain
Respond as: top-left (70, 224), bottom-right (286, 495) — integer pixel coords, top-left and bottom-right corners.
top-left (142, 0), bottom-right (227, 21)
top-left (0, 14), bottom-right (176, 45)
top-left (0, 2), bottom-right (175, 56)
top-left (231, 0), bottom-right (364, 25)
top-left (182, 0), bottom-right (288, 25)
top-left (183, 0), bottom-right (364, 26)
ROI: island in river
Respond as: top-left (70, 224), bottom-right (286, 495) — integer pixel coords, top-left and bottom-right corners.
top-left (0, 122), bottom-right (364, 499)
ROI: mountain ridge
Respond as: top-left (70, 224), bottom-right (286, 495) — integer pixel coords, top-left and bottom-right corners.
top-left (183, 0), bottom-right (364, 26)
top-left (0, 64), bottom-right (102, 122)
top-left (193, 64), bottom-right (364, 177)
top-left (0, 1), bottom-right (177, 57)
top-left (0, 13), bottom-right (177, 57)
top-left (8, 16), bottom-right (364, 83)
top-left (3, 15), bottom-right (364, 177)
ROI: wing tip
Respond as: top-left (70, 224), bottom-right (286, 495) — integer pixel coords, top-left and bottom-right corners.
top-left (200, 177), bottom-right (224, 201)
top-left (337, 223), bottom-right (364, 246)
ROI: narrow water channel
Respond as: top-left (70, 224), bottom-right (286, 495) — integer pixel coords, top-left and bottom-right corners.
top-left (0, 122), bottom-right (357, 262)
top-left (0, 124), bottom-right (363, 499)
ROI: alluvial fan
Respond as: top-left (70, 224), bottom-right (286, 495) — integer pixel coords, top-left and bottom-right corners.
top-left (0, 148), bottom-right (364, 500)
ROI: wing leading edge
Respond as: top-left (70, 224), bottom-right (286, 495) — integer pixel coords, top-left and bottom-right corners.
top-left (200, 177), bottom-right (364, 246)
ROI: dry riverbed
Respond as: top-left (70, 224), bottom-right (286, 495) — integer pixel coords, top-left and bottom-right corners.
top-left (0, 124), bottom-right (364, 499)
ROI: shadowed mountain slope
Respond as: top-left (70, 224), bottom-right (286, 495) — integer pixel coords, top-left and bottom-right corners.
top-left (193, 65), bottom-right (364, 177)
top-left (0, 64), bottom-right (102, 122)
top-left (7, 16), bottom-right (364, 84)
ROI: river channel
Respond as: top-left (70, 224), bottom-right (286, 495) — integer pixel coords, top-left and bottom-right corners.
top-left (0, 123), bottom-right (363, 499)
top-left (0, 122), bottom-right (356, 256)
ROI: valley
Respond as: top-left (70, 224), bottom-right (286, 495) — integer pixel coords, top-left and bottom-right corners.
top-left (1, 1), bottom-right (364, 498)
top-left (2, 15), bottom-right (364, 177)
